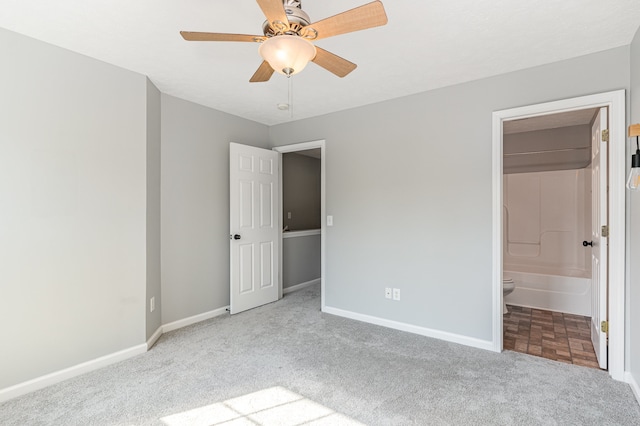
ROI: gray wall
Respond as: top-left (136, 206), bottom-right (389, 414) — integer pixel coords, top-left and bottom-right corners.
top-left (2, 24), bottom-right (638, 395)
top-left (0, 29), bottom-right (148, 388)
top-left (146, 78), bottom-right (162, 339)
top-left (630, 27), bottom-right (640, 389)
top-left (283, 234), bottom-right (321, 289)
top-left (160, 95), bottom-right (269, 324)
top-left (283, 153), bottom-right (321, 230)
top-left (269, 47), bottom-right (630, 342)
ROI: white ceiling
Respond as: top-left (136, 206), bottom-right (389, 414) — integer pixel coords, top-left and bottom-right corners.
top-left (1, 0), bottom-right (639, 126)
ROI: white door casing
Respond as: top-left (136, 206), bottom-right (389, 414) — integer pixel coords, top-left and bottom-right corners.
top-left (492, 90), bottom-right (626, 381)
top-left (230, 142), bottom-right (280, 314)
top-left (590, 107), bottom-right (608, 369)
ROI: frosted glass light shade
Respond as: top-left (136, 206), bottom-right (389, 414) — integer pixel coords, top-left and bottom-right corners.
top-left (259, 35), bottom-right (316, 76)
top-left (628, 147), bottom-right (640, 191)
top-left (627, 167), bottom-right (640, 190)
top-left (627, 165), bottom-right (640, 191)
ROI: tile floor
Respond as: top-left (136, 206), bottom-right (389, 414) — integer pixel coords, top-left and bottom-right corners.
top-left (503, 305), bottom-right (601, 369)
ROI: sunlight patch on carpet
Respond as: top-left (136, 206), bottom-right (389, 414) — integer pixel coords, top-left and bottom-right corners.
top-left (160, 386), bottom-right (364, 425)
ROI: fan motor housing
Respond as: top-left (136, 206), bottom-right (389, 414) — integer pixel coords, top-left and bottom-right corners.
top-left (262, 1), bottom-right (311, 37)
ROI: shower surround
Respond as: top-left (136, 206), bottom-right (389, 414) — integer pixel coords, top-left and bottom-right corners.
top-left (503, 169), bottom-right (592, 316)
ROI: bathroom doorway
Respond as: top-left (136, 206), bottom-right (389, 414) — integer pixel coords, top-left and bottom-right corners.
top-left (492, 91), bottom-right (626, 381)
top-left (502, 107), bottom-right (599, 367)
top-left (273, 140), bottom-right (326, 309)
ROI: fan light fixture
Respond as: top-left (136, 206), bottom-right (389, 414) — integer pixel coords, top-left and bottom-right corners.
top-left (259, 35), bottom-right (317, 76)
top-left (180, 0), bottom-right (387, 82)
top-left (628, 124), bottom-right (640, 191)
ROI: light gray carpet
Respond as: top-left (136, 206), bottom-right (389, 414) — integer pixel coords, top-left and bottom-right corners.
top-left (1, 283), bottom-right (639, 425)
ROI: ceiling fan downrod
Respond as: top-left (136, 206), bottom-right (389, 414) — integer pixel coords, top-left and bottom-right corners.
top-left (284, 0), bottom-right (302, 9)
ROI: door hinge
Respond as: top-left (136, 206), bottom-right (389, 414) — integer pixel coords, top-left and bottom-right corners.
top-left (601, 129), bottom-right (609, 142)
top-left (601, 320), bottom-right (608, 334)
top-left (601, 225), bottom-right (609, 237)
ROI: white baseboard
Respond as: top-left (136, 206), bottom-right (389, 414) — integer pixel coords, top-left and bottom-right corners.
top-left (283, 278), bottom-right (321, 295)
top-left (0, 344), bottom-right (147, 403)
top-left (625, 372), bottom-right (640, 406)
top-left (162, 306), bottom-right (229, 333)
top-left (1, 306), bottom-right (231, 403)
top-left (147, 326), bottom-right (163, 350)
top-left (323, 306), bottom-right (495, 352)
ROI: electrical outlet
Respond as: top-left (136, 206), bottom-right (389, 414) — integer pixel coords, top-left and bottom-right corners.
top-left (385, 287), bottom-right (392, 299)
top-left (392, 288), bottom-right (400, 301)
top-left (287, 211), bottom-right (292, 219)
top-left (150, 297), bottom-right (155, 313)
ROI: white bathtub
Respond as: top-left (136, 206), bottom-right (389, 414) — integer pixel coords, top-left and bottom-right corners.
top-left (504, 265), bottom-right (592, 316)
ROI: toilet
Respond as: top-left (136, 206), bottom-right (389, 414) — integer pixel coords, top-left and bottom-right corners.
top-left (503, 276), bottom-right (515, 314)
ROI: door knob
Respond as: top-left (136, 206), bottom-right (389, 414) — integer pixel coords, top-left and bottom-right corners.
top-left (583, 240), bottom-right (593, 247)
top-left (233, 234), bottom-right (241, 240)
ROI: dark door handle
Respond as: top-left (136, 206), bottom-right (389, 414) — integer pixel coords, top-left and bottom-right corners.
top-left (583, 240), bottom-right (593, 247)
top-left (233, 234), bottom-right (241, 240)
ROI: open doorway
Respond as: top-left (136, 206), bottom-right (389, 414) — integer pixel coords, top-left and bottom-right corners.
top-left (282, 149), bottom-right (321, 296)
top-left (500, 107), bottom-right (602, 369)
top-left (273, 141), bottom-right (326, 310)
top-left (492, 90), bottom-right (626, 381)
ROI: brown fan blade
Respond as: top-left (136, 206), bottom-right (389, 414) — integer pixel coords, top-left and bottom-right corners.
top-left (312, 47), bottom-right (357, 78)
top-left (305, 1), bottom-right (388, 41)
top-left (180, 31), bottom-right (265, 42)
top-left (250, 61), bottom-right (275, 82)
top-left (256, 0), bottom-right (289, 30)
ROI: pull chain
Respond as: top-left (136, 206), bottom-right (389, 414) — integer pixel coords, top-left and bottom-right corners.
top-left (288, 75), bottom-right (293, 119)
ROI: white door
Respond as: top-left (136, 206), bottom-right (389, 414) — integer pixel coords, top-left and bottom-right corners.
top-left (229, 142), bottom-right (279, 314)
top-left (590, 107), bottom-right (608, 369)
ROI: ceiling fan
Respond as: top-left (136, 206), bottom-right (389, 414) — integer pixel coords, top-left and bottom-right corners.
top-left (180, 0), bottom-right (388, 82)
